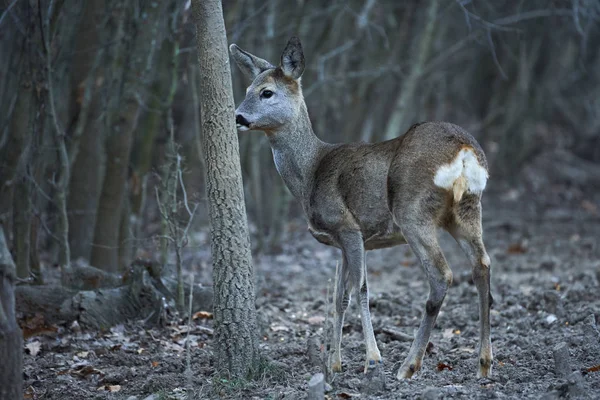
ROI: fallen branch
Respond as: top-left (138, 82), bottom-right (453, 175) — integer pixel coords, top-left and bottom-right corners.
top-left (377, 326), bottom-right (414, 342)
top-left (16, 261), bottom-right (212, 330)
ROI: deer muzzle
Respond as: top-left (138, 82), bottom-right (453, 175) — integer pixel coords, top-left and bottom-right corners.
top-left (235, 114), bottom-right (251, 131)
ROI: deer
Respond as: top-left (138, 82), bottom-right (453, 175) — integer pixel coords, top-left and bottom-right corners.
top-left (229, 37), bottom-right (493, 380)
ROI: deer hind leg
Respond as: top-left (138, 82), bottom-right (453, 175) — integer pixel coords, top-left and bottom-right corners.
top-left (330, 248), bottom-right (351, 372)
top-left (450, 196), bottom-right (493, 377)
top-left (336, 231), bottom-right (381, 373)
top-left (397, 223), bottom-right (452, 380)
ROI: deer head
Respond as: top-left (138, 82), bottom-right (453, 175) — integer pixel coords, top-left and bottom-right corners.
top-left (230, 37), bottom-right (306, 133)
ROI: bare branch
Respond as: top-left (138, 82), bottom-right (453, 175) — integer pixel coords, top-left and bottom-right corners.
top-left (177, 157), bottom-right (193, 218)
top-left (0, 93), bottom-right (18, 150)
top-left (454, 0), bottom-right (520, 32)
top-left (0, 0), bottom-right (19, 27)
top-left (487, 29), bottom-right (508, 80)
top-left (493, 9), bottom-right (575, 26)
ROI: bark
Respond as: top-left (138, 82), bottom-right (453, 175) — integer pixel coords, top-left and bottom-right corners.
top-left (192, 0), bottom-right (259, 378)
top-left (67, 121), bottom-right (106, 261)
top-left (0, 32), bottom-right (34, 226)
top-left (0, 225), bottom-right (23, 400)
top-left (90, 103), bottom-right (137, 272)
top-left (118, 185), bottom-right (133, 272)
top-left (12, 175), bottom-right (31, 278)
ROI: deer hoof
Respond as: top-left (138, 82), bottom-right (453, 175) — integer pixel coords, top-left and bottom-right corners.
top-left (364, 359), bottom-right (383, 374)
top-left (396, 362), bottom-right (420, 380)
top-left (477, 358), bottom-right (493, 378)
top-left (330, 360), bottom-right (342, 372)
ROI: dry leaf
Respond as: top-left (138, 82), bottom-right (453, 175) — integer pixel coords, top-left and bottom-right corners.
top-left (76, 351), bottom-right (89, 358)
top-left (151, 361), bottom-right (160, 368)
top-left (507, 243), bottom-right (527, 254)
top-left (338, 392), bottom-right (360, 398)
top-left (193, 311), bottom-right (213, 320)
top-left (437, 362), bottom-right (453, 371)
top-left (307, 316), bottom-right (325, 325)
top-left (26, 341), bottom-right (42, 357)
top-left (24, 386), bottom-right (35, 399)
top-left (97, 384), bottom-right (121, 392)
top-left (19, 313), bottom-right (58, 338)
top-left (587, 364), bottom-right (600, 373)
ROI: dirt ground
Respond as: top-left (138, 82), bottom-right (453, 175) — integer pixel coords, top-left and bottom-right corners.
top-left (21, 182), bottom-right (600, 399)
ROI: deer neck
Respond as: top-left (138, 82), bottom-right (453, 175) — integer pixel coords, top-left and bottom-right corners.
top-left (266, 103), bottom-right (326, 200)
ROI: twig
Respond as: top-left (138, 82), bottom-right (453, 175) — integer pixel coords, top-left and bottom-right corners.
top-left (486, 28), bottom-right (508, 80)
top-left (317, 40), bottom-right (357, 82)
top-left (186, 273), bottom-right (194, 376)
top-left (454, 0), bottom-right (520, 33)
top-left (493, 9), bottom-right (575, 26)
top-left (177, 156), bottom-right (193, 217)
top-left (0, 93), bottom-right (18, 150)
top-left (0, 0), bottom-right (19, 27)
top-left (42, 0), bottom-right (71, 269)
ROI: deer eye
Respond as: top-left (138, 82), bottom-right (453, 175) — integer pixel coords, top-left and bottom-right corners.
top-left (261, 90), bottom-right (274, 99)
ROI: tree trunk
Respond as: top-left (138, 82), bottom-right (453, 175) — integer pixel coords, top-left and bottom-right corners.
top-left (68, 119), bottom-right (106, 261)
top-left (383, 0), bottom-right (439, 139)
top-left (0, 225), bottom-right (23, 400)
top-left (192, 0), bottom-right (259, 378)
top-left (90, 1), bottom-right (137, 272)
top-left (67, 0), bottom-right (106, 262)
top-left (90, 105), bottom-right (137, 272)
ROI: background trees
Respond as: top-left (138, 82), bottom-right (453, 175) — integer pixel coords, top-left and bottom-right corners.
top-left (1, 0), bottom-right (598, 277)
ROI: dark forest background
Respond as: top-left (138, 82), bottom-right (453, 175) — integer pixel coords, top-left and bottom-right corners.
top-left (1, 0), bottom-right (599, 280)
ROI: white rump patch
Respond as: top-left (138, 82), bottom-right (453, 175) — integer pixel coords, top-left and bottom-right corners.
top-left (433, 147), bottom-right (488, 195)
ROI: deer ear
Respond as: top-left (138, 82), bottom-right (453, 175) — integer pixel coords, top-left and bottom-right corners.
top-left (280, 37), bottom-right (305, 80)
top-left (229, 44), bottom-right (274, 79)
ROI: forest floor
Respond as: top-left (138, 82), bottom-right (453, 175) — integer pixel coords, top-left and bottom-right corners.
top-left (21, 183), bottom-right (600, 399)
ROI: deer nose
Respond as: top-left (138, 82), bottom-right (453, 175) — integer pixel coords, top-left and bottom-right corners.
top-left (236, 114), bottom-right (250, 127)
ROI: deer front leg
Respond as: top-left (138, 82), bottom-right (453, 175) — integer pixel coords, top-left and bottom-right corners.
top-left (397, 227), bottom-right (452, 380)
top-left (339, 231), bottom-right (382, 373)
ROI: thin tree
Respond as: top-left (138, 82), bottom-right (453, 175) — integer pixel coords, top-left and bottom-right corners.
top-left (0, 225), bottom-right (23, 399)
top-left (191, 0), bottom-right (259, 378)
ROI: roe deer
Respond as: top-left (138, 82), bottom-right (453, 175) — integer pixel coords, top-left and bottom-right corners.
top-left (230, 37), bottom-right (493, 380)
